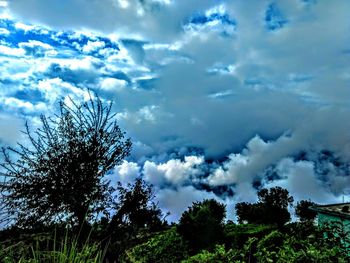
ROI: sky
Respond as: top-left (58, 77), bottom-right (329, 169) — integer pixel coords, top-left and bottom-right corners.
top-left (0, 0), bottom-right (350, 222)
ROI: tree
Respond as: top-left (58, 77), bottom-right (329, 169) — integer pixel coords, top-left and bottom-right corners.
top-left (257, 187), bottom-right (294, 210)
top-left (235, 202), bottom-right (262, 224)
top-left (109, 178), bottom-right (166, 233)
top-left (235, 187), bottom-right (294, 226)
top-left (295, 200), bottom-right (317, 222)
top-left (177, 199), bottom-right (226, 252)
top-left (0, 92), bottom-right (132, 227)
top-left (106, 178), bottom-right (167, 261)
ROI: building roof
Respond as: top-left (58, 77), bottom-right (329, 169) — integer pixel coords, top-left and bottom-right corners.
top-left (310, 202), bottom-right (350, 220)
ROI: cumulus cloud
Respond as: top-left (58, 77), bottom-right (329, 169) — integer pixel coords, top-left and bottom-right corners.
top-left (155, 185), bottom-right (225, 222)
top-left (19, 40), bottom-right (57, 57)
top-left (143, 156), bottom-right (204, 186)
top-left (266, 158), bottom-right (338, 203)
top-left (207, 134), bottom-right (304, 186)
top-left (110, 160), bottom-right (141, 185)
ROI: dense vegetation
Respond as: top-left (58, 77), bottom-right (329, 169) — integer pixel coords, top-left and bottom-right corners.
top-left (0, 94), bottom-right (349, 262)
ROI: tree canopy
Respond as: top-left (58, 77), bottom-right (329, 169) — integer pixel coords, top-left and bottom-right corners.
top-left (0, 93), bottom-right (132, 227)
top-left (235, 187), bottom-right (294, 226)
top-left (295, 200), bottom-right (317, 222)
top-left (177, 199), bottom-right (226, 252)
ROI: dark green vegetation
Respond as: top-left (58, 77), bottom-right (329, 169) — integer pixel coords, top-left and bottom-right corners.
top-left (0, 94), bottom-right (349, 262)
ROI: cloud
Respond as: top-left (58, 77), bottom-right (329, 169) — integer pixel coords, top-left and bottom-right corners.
top-left (143, 155), bottom-right (204, 186)
top-left (7, 0), bottom-right (217, 41)
top-left (1, 1), bottom-right (350, 218)
top-left (207, 134), bottom-right (305, 186)
top-left (19, 40), bottom-right (57, 57)
top-left (155, 185), bottom-right (224, 222)
top-left (266, 158), bottom-right (338, 204)
top-left (109, 160), bottom-right (141, 185)
top-left (0, 113), bottom-right (23, 145)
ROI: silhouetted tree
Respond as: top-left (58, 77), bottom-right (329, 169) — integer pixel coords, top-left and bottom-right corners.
top-left (109, 178), bottom-right (166, 233)
top-left (0, 92), bottom-right (132, 227)
top-left (106, 178), bottom-right (166, 261)
top-left (295, 200), bottom-right (317, 222)
top-left (235, 202), bottom-right (262, 224)
top-left (235, 187), bottom-right (294, 227)
top-left (177, 199), bottom-right (226, 252)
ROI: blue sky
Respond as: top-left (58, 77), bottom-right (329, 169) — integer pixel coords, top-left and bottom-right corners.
top-left (1, 0), bottom-right (350, 221)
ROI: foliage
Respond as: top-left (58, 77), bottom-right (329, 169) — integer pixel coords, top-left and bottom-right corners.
top-left (224, 223), bottom-right (276, 249)
top-left (177, 199), bottom-right (226, 252)
top-left (111, 178), bottom-right (166, 233)
top-left (253, 222), bottom-right (350, 262)
top-left (321, 220), bottom-right (350, 254)
top-left (0, 92), bottom-right (132, 227)
top-left (181, 245), bottom-right (240, 263)
top-left (124, 227), bottom-right (188, 263)
top-left (295, 200), bottom-right (317, 222)
top-left (105, 178), bottom-right (167, 261)
top-left (0, 230), bottom-right (105, 263)
top-left (235, 186), bottom-right (294, 226)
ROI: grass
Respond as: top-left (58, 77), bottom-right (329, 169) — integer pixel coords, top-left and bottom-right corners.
top-left (0, 229), bottom-right (107, 263)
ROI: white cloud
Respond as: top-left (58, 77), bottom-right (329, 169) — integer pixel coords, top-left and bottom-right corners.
top-left (0, 45), bottom-right (25, 57)
top-left (207, 134), bottom-right (301, 186)
top-left (82, 40), bottom-right (105, 53)
top-left (155, 185), bottom-right (222, 222)
top-left (18, 40), bottom-right (57, 57)
top-left (14, 21), bottom-right (35, 31)
top-left (143, 155), bottom-right (204, 186)
top-left (0, 27), bottom-right (9, 35)
top-left (265, 158), bottom-right (340, 204)
top-left (110, 160), bottom-right (141, 185)
top-left (99, 77), bottom-right (127, 92)
top-left (1, 97), bottom-right (46, 113)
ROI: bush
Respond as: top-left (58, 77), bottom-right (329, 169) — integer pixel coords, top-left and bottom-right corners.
top-left (177, 199), bottom-right (226, 252)
top-left (124, 227), bottom-right (188, 263)
top-left (182, 245), bottom-right (239, 263)
top-left (224, 223), bottom-right (276, 249)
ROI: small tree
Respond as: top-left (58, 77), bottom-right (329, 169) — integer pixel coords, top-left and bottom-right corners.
top-left (109, 178), bottom-right (166, 233)
top-left (235, 187), bottom-right (294, 227)
top-left (0, 92), bottom-right (132, 227)
top-left (106, 178), bottom-right (167, 261)
top-left (177, 199), bottom-right (226, 252)
top-left (295, 200), bottom-right (317, 222)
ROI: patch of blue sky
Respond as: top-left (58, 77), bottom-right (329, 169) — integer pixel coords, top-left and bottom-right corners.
top-left (190, 12), bottom-right (236, 27)
top-left (185, 7), bottom-right (236, 36)
top-left (288, 73), bottom-right (314, 83)
top-left (136, 77), bottom-right (159, 90)
top-left (265, 3), bottom-right (288, 31)
top-left (12, 88), bottom-right (45, 103)
top-left (207, 63), bottom-right (235, 76)
top-left (300, 0), bottom-right (317, 4)
top-left (106, 71), bottom-right (132, 84)
top-left (244, 77), bottom-right (275, 91)
top-left (42, 63), bottom-right (99, 85)
top-left (0, 18), bottom-right (119, 55)
top-left (0, 19), bottom-right (57, 47)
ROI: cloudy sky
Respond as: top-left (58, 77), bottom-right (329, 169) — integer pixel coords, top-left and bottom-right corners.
top-left (1, 0), bottom-right (350, 221)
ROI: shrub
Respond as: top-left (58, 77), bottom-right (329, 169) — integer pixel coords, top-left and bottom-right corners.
top-left (124, 228), bottom-right (188, 263)
top-left (177, 199), bottom-right (226, 252)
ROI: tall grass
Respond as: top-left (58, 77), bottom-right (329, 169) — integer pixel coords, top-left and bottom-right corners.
top-left (1, 229), bottom-right (107, 263)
